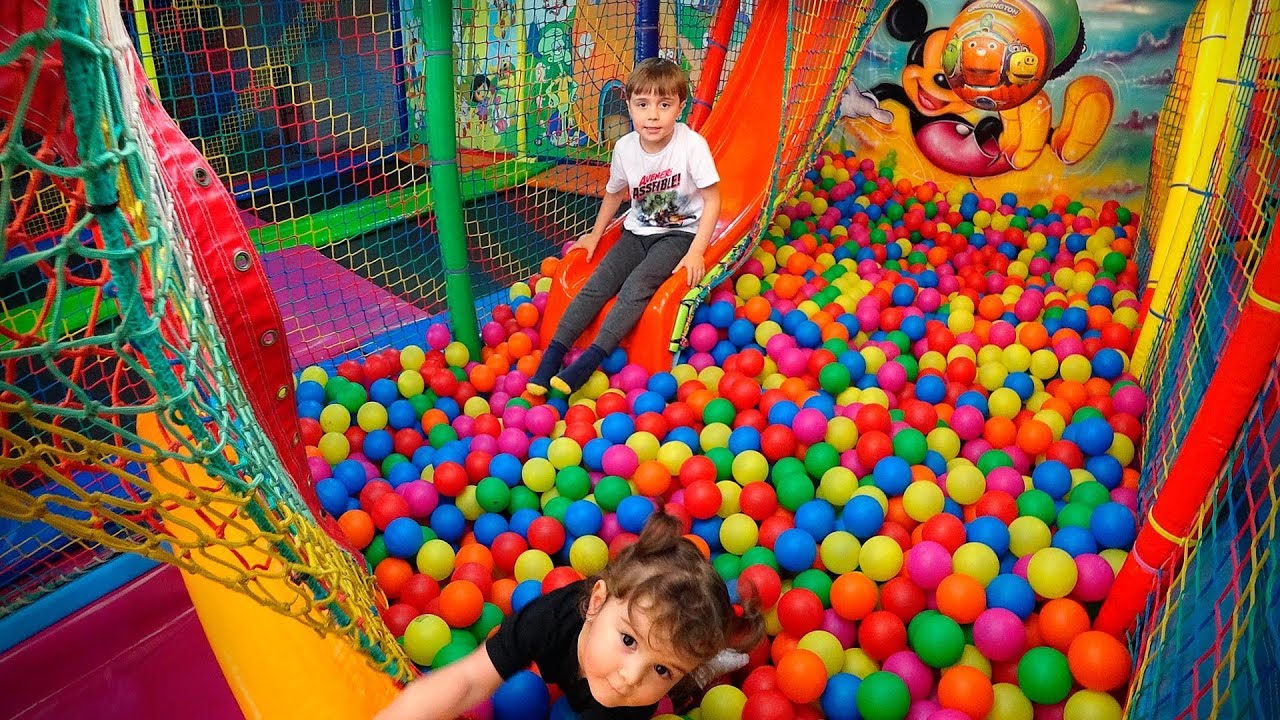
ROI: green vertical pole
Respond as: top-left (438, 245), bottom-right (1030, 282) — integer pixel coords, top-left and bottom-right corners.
top-left (420, 0), bottom-right (481, 357)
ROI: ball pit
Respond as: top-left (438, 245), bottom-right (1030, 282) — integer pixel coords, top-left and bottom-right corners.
top-left (297, 150), bottom-right (1147, 720)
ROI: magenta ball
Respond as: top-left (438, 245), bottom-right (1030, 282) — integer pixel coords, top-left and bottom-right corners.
top-left (973, 608), bottom-right (1026, 662)
top-left (599, 513), bottom-right (623, 544)
top-left (617, 364), bottom-right (650, 392)
top-left (397, 480), bottom-right (439, 519)
top-left (1112, 386), bottom-right (1147, 416)
top-left (481, 322), bottom-right (506, 347)
top-left (307, 455), bottom-right (332, 481)
top-left (489, 391), bottom-right (512, 411)
top-left (950, 405), bottom-right (986, 440)
top-left (497, 428), bottom-right (530, 458)
top-left (819, 609), bottom-right (858, 648)
top-left (877, 361), bottom-right (908, 393)
top-left (883, 650), bottom-right (933, 700)
top-left (1071, 553), bottom-right (1115, 602)
top-left (426, 324), bottom-right (451, 350)
top-left (777, 347), bottom-right (809, 377)
top-left (525, 406), bottom-right (556, 436)
top-left (906, 540), bottom-right (953, 590)
top-left (906, 700), bottom-right (942, 720)
top-left (503, 406), bottom-right (528, 431)
top-left (986, 466), bottom-right (1024, 495)
top-left (1012, 554), bottom-right (1032, 579)
top-left (1034, 702), bottom-right (1066, 720)
top-left (471, 435), bottom-right (498, 455)
top-left (988, 321), bottom-right (1016, 348)
top-left (452, 415), bottom-right (475, 438)
top-left (791, 408), bottom-right (829, 445)
top-left (602, 444), bottom-right (639, 478)
top-left (689, 352), bottom-right (715, 371)
top-left (690, 324), bottom-right (719, 353)
top-left (929, 710), bottom-right (972, 720)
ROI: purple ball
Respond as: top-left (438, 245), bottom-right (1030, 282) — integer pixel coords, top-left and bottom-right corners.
top-left (973, 608), bottom-right (1026, 661)
top-left (883, 650), bottom-right (933, 700)
top-left (397, 480), bottom-right (439, 519)
top-left (906, 540), bottom-right (953, 590)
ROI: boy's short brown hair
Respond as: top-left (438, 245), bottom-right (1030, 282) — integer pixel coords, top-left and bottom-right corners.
top-left (626, 57), bottom-right (690, 103)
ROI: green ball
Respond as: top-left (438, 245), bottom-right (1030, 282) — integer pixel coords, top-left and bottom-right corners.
top-left (707, 447), bottom-right (735, 482)
top-left (823, 338), bottom-right (851, 357)
top-left (857, 671), bottom-right (911, 720)
top-left (793, 569), bottom-right (833, 607)
top-left (908, 612), bottom-right (965, 668)
top-left (804, 442), bottom-right (841, 479)
top-left (593, 475), bottom-right (631, 512)
top-left (420, 526), bottom-right (438, 544)
top-left (1103, 251), bottom-right (1128, 274)
top-left (892, 428), bottom-right (928, 465)
top-left (543, 496), bottom-right (571, 523)
top-left (364, 535), bottom-right (388, 568)
top-left (468, 602), bottom-right (505, 642)
top-left (1069, 481), bottom-right (1111, 508)
top-left (1055, 502), bottom-right (1094, 530)
top-left (407, 392), bottom-right (433, 418)
top-left (475, 477), bottom-right (511, 512)
top-left (1116, 206), bottom-right (1132, 224)
top-left (555, 466), bottom-right (592, 501)
top-left (740, 546), bottom-right (780, 571)
top-left (428, 423), bottom-right (458, 448)
top-left (1017, 489), bottom-right (1058, 525)
top-left (886, 331), bottom-right (911, 354)
top-left (1030, 203), bottom-right (1049, 219)
top-left (714, 552), bottom-right (743, 581)
top-left (1017, 646), bottom-right (1073, 704)
top-left (1072, 407), bottom-right (1105, 423)
top-left (704, 398), bottom-right (737, 426)
top-left (506, 397), bottom-right (532, 411)
top-left (819, 363), bottom-right (852, 394)
top-left (336, 383), bottom-right (368, 413)
top-left (775, 472), bottom-right (816, 511)
top-left (977, 449), bottom-right (1014, 475)
top-left (897, 355), bottom-right (919, 381)
top-left (431, 639), bottom-right (476, 669)
top-left (508, 485), bottom-right (540, 513)
top-left (324, 376), bottom-right (350, 402)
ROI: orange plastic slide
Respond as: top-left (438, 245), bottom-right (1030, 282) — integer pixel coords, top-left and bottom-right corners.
top-left (540, 0), bottom-right (869, 373)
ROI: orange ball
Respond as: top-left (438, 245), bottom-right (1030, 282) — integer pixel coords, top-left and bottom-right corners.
top-left (338, 509), bottom-right (376, 549)
top-left (744, 296), bottom-right (772, 324)
top-left (490, 578), bottom-right (517, 615)
top-left (374, 557), bottom-right (414, 598)
top-left (983, 416), bottom-right (1017, 447)
top-left (515, 303), bottom-right (540, 328)
top-left (1067, 630), bottom-right (1132, 691)
top-left (1018, 323), bottom-right (1049, 351)
top-left (937, 665), bottom-right (994, 719)
top-left (770, 630), bottom-right (800, 665)
top-left (438, 579), bottom-right (484, 628)
top-left (516, 354), bottom-right (539, 378)
top-left (831, 571), bottom-right (879, 621)
top-left (1016, 419), bottom-right (1054, 456)
top-left (935, 573), bottom-right (986, 624)
top-left (776, 648), bottom-right (828, 704)
top-left (633, 460), bottom-right (672, 497)
top-left (470, 365), bottom-right (497, 393)
top-left (978, 295), bottom-right (1006, 321)
top-left (1038, 598), bottom-right (1091, 652)
top-left (683, 533), bottom-right (711, 559)
top-left (456, 543), bottom-right (495, 572)
top-left (507, 332), bottom-right (533, 359)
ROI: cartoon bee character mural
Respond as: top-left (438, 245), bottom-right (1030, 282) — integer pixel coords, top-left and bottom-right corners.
top-left (840, 0), bottom-right (1114, 179)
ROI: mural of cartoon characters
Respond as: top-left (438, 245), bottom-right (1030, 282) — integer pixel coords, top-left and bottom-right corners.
top-left (845, 0), bottom-right (1113, 177)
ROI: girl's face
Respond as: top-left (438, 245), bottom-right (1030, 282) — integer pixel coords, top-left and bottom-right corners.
top-left (577, 580), bottom-right (699, 708)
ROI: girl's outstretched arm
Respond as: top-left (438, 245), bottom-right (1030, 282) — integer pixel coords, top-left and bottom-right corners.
top-left (373, 647), bottom-right (504, 720)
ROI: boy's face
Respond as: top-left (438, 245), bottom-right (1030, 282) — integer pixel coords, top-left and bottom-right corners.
top-left (627, 90), bottom-right (682, 149)
top-left (578, 580), bottom-right (699, 708)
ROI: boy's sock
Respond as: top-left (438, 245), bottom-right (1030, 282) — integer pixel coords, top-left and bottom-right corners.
top-left (550, 344), bottom-right (608, 395)
top-left (526, 340), bottom-right (569, 396)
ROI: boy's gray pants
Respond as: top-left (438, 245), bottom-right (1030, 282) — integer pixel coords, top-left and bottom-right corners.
top-left (553, 229), bottom-right (694, 353)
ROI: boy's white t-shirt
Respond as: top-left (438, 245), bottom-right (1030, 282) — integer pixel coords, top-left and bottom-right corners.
top-left (606, 123), bottom-right (719, 236)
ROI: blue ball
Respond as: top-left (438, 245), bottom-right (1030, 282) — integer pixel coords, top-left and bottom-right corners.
top-left (728, 426), bottom-right (763, 454)
top-left (363, 430), bottom-right (394, 463)
top-left (388, 400), bottom-right (420, 430)
top-left (564, 500), bottom-right (604, 537)
top-left (509, 508), bottom-right (540, 538)
top-left (528, 437), bottom-right (552, 459)
top-left (802, 394), bottom-right (837, 418)
top-left (616, 495), bottom-right (656, 534)
top-left (691, 516), bottom-right (724, 553)
top-left (707, 301), bottom-right (736, 329)
top-left (891, 283), bottom-right (915, 307)
top-left (492, 670), bottom-right (551, 720)
top-left (873, 456), bottom-right (912, 496)
top-left (1052, 526), bottom-right (1098, 556)
top-left (333, 459), bottom-right (368, 494)
top-left (841, 350), bottom-right (867, 380)
top-left (986, 573), bottom-right (1036, 619)
top-left (795, 500), bottom-right (838, 541)
top-left (1032, 460), bottom-right (1073, 500)
top-left (1091, 501), bottom-right (1137, 549)
top-left (774, 528), bottom-right (818, 573)
top-left (1075, 417), bottom-right (1115, 456)
top-left (430, 504), bottom-right (467, 543)
top-left (1092, 348), bottom-right (1125, 380)
top-left (297, 400), bottom-right (324, 420)
top-left (821, 672), bottom-right (863, 720)
top-left (768, 400), bottom-right (800, 427)
top-left (795, 321), bottom-right (822, 348)
top-left (316, 477), bottom-right (350, 516)
top-left (387, 461), bottom-right (420, 488)
top-left (296, 380), bottom-right (327, 405)
top-left (369, 378), bottom-right (400, 406)
top-left (966, 515), bottom-right (1011, 556)
top-left (490, 453), bottom-right (524, 487)
top-left (900, 315), bottom-right (926, 341)
top-left (728, 318), bottom-right (757, 348)
top-left (473, 513), bottom-right (510, 546)
top-left (666, 426), bottom-right (701, 452)
top-left (411, 445), bottom-right (436, 470)
top-left (548, 695), bottom-right (582, 720)
top-left (633, 390), bottom-right (666, 416)
top-left (1085, 454), bottom-right (1124, 490)
top-left (433, 397), bottom-right (460, 421)
top-left (956, 390), bottom-right (989, 415)
top-left (601, 413), bottom-right (635, 445)
top-left (1004, 372), bottom-right (1035, 401)
top-left (582, 438), bottom-right (612, 472)
top-left (842, 495), bottom-right (886, 540)
top-left (601, 347), bottom-right (628, 374)
top-left (648, 372), bottom-right (679, 400)
top-left (384, 516), bottom-right (426, 558)
top-left (511, 580), bottom-right (543, 612)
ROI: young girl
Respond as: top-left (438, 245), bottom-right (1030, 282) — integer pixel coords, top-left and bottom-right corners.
top-left (374, 513), bottom-right (762, 720)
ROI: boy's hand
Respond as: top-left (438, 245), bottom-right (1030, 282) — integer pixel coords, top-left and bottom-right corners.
top-left (673, 251), bottom-right (705, 286)
top-left (573, 232), bottom-right (601, 261)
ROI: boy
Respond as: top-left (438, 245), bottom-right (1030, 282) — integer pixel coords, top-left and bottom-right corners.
top-left (527, 57), bottom-right (721, 396)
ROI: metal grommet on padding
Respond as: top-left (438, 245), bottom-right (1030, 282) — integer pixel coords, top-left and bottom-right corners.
top-left (233, 250), bottom-right (252, 272)
top-left (193, 167), bottom-right (210, 186)
top-left (261, 329), bottom-right (279, 346)
top-left (277, 385), bottom-right (289, 400)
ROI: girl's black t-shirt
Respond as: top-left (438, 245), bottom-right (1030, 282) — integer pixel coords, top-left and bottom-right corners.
top-left (484, 580), bottom-right (658, 720)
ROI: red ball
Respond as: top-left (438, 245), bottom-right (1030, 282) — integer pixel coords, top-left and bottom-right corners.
top-left (878, 521), bottom-right (913, 552)
top-left (344, 426), bottom-right (367, 453)
top-left (363, 353), bottom-right (391, 381)
top-left (920, 513), bottom-right (967, 553)
top-left (737, 349), bottom-right (766, 377)
top-left (596, 392), bottom-right (630, 417)
top-left (735, 408), bottom-right (768, 432)
top-left (299, 418), bottom-right (323, 446)
top-left (490, 532), bottom-right (528, 574)
top-left (393, 428), bottom-right (424, 457)
top-left (451, 562), bottom-right (494, 599)
top-left (683, 480), bottom-right (723, 520)
top-left (880, 576), bottom-right (927, 622)
top-left (858, 610), bottom-right (907, 660)
top-left (742, 664), bottom-right (781, 696)
top-left (473, 413), bottom-right (502, 438)
top-left (739, 564), bottom-right (783, 610)
top-left (758, 515), bottom-right (793, 550)
top-left (739, 482), bottom-right (780, 521)
top-left (399, 574), bottom-right (441, 612)
top-left (370, 491), bottom-right (411, 530)
top-left (541, 565), bottom-right (584, 594)
top-left (564, 423), bottom-right (597, 448)
top-left (380, 603), bottom-right (420, 637)
top-left (761, 425), bottom-right (799, 462)
top-left (429, 369), bottom-right (460, 398)
top-left (662, 401), bottom-right (698, 430)
top-left (565, 405), bottom-right (597, 426)
top-left (635, 412), bottom-right (669, 439)
top-left (527, 516), bottom-right (566, 554)
top-left (337, 360), bottom-right (365, 384)
top-left (742, 690), bottom-right (796, 720)
top-left (433, 462), bottom-right (469, 497)
top-left (777, 588), bottom-right (824, 637)
top-left (974, 490), bottom-right (1019, 525)
top-left (1046, 439), bottom-right (1085, 468)
top-left (465, 451), bottom-right (494, 482)
top-left (855, 404), bottom-right (892, 434)
top-left (358, 479), bottom-right (394, 510)
top-left (679, 455), bottom-right (718, 487)
top-left (608, 531), bottom-right (639, 559)
top-left (855, 431), bottom-right (894, 469)
top-left (902, 400), bottom-right (939, 433)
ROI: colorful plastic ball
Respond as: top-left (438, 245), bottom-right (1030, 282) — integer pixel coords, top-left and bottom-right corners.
top-left (491, 670), bottom-right (551, 720)
top-left (937, 665), bottom-right (994, 720)
top-left (1089, 501), bottom-right (1137, 549)
top-left (415, 539), bottom-right (456, 581)
top-left (821, 673), bottom-right (863, 720)
top-left (1027, 547), bottom-right (1078, 598)
top-left (438, 579), bottom-right (484, 627)
top-left (973, 608), bottom-right (1026, 662)
top-left (1017, 646), bottom-right (1072, 704)
top-left (1063, 690), bottom-right (1123, 720)
top-left (778, 649), bottom-right (829, 704)
top-left (403, 613), bottom-right (451, 666)
top-left (775, 528), bottom-right (819, 573)
top-left (742, 689), bottom-right (796, 720)
top-left (702, 684), bottom-right (749, 720)
top-left (934, 573), bottom-right (986, 624)
top-left (908, 611), bottom-right (965, 668)
top-left (798, 630), bottom-right (847, 676)
top-left (778, 588), bottom-right (825, 637)
top-left (856, 671), bottom-right (911, 720)
top-left (906, 540), bottom-right (952, 590)
top-left (568, 535), bottom-right (609, 577)
top-left (859, 535), bottom-right (904, 582)
top-left (383, 516), bottom-right (427, 558)
top-left (513, 549), bottom-right (554, 583)
top-left (820, 531), bottom-right (862, 575)
top-left (882, 651), bottom-right (932, 700)
top-left (987, 683), bottom-right (1033, 720)
top-left (1066, 630), bottom-right (1131, 691)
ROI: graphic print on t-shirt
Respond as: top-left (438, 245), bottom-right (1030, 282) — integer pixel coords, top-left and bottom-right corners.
top-left (634, 168), bottom-right (689, 228)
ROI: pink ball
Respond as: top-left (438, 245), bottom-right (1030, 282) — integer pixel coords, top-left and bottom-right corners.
top-left (307, 455), bottom-right (332, 481)
top-left (1112, 385), bottom-right (1147, 416)
top-left (452, 415), bottom-right (475, 438)
top-left (525, 406), bottom-right (557, 436)
top-left (617, 364), bottom-right (650, 392)
top-left (820, 608), bottom-right (858, 648)
top-left (917, 288), bottom-right (941, 313)
top-left (532, 293), bottom-right (549, 312)
top-left (599, 513), bottom-right (623, 544)
top-left (1072, 553), bottom-right (1115, 602)
top-left (877, 361), bottom-right (908, 393)
top-left (481, 322), bottom-right (506, 347)
top-left (906, 540), bottom-right (953, 590)
top-left (973, 608), bottom-right (1026, 661)
top-left (426, 324), bottom-right (452, 350)
top-left (791, 408), bottom-right (829, 445)
top-left (497, 428), bottom-right (530, 458)
top-left (988, 321), bottom-right (1016, 348)
top-left (1110, 487), bottom-right (1139, 513)
top-left (986, 466), bottom-right (1024, 495)
top-left (1034, 702), bottom-right (1066, 720)
top-left (489, 391), bottom-right (511, 411)
top-left (688, 352), bottom-right (716, 371)
top-left (503, 405), bottom-right (528, 431)
top-left (883, 651), bottom-right (933, 700)
top-left (950, 406), bottom-right (986, 441)
top-left (690, 324), bottom-right (719, 353)
top-left (765, 333), bottom-right (797, 358)
top-left (777, 348), bottom-right (809, 377)
top-left (602, 444), bottom-right (639, 478)
top-left (397, 480), bottom-right (439, 519)
top-left (504, 372), bottom-right (530, 396)
top-left (929, 710), bottom-right (972, 720)
top-left (471, 435), bottom-right (498, 455)
top-left (906, 700), bottom-right (942, 720)
top-left (1012, 555), bottom-right (1032, 579)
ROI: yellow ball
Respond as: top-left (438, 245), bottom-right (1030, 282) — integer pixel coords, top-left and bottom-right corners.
top-left (701, 423), bottom-right (732, 451)
top-left (701, 685), bottom-right (747, 720)
top-left (953, 542), bottom-right (1000, 586)
top-left (732, 450), bottom-right (769, 485)
top-left (403, 613), bottom-right (451, 666)
top-left (1029, 349), bottom-right (1060, 379)
top-left (416, 539), bottom-right (456, 581)
top-left (626, 431), bottom-right (661, 461)
top-left (720, 513), bottom-right (759, 555)
top-left (1009, 516), bottom-right (1052, 556)
top-left (798, 630), bottom-right (845, 676)
top-left (456, 486), bottom-right (483, 520)
top-left (946, 464), bottom-right (987, 505)
top-left (1064, 690), bottom-right (1123, 720)
top-left (514, 549), bottom-right (554, 582)
top-left (988, 387), bottom-right (1022, 419)
top-left (843, 648), bottom-right (880, 678)
top-left (1109, 433), bottom-right (1135, 466)
top-left (859, 535), bottom-right (904, 582)
top-left (570, 535), bottom-right (609, 576)
top-left (400, 345), bottom-right (426, 371)
top-left (755, 320), bottom-right (783, 347)
top-left (903, 480), bottom-right (945, 522)
top-left (509, 281), bottom-right (532, 299)
top-left (988, 683), bottom-right (1034, 720)
top-left (716, 481), bottom-right (743, 517)
top-left (299, 366), bottom-right (328, 385)
top-left (317, 432), bottom-right (350, 464)
top-left (444, 341), bottom-right (470, 367)
top-left (956, 643), bottom-right (993, 676)
top-left (861, 345), bottom-right (887, 373)
top-left (1027, 547), bottom-right (1078, 598)
top-left (818, 467), bottom-right (857, 507)
top-left (397, 369), bottom-right (425, 397)
top-left (928, 427), bottom-right (962, 460)
top-left (1100, 548), bottom-right (1127, 574)
top-left (825, 416), bottom-right (859, 451)
top-left (535, 276), bottom-right (553, 294)
top-left (978, 363), bottom-right (1009, 392)
top-left (737, 274), bottom-right (762, 299)
top-left (1060, 354), bottom-right (1093, 383)
top-left (658, 442), bottom-right (693, 475)
top-left (819, 531), bottom-right (861, 574)
top-left (464, 396), bottom-right (490, 418)
top-left (522, 458), bottom-right (556, 493)
top-left (548, 437), bottom-right (583, 469)
top-left (319, 404), bottom-right (352, 433)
